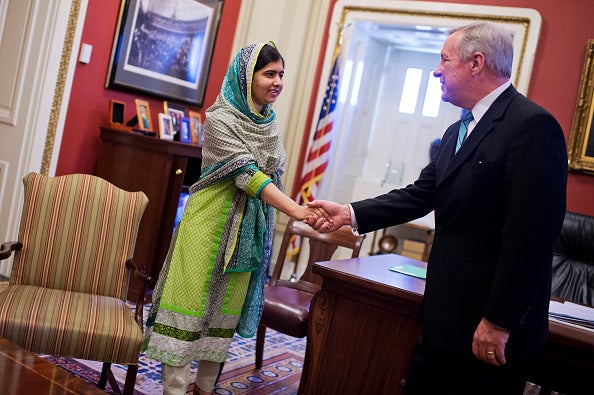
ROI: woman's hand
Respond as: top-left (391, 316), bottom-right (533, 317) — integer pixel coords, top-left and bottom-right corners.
top-left (295, 205), bottom-right (332, 224)
top-left (303, 200), bottom-right (350, 233)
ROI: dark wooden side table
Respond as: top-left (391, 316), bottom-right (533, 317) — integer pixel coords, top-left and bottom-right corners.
top-left (0, 338), bottom-right (106, 394)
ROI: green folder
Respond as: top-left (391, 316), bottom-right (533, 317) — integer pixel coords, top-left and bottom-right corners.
top-left (389, 264), bottom-right (427, 279)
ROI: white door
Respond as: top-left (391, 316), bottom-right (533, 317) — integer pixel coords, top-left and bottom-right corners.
top-left (347, 49), bottom-right (460, 203)
top-left (319, 32), bottom-right (460, 257)
top-left (0, 0), bottom-right (87, 276)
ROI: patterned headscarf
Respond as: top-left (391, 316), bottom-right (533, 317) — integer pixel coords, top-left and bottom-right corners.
top-left (220, 41), bottom-right (278, 124)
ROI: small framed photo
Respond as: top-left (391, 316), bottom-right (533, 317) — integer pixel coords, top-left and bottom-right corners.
top-left (158, 113), bottom-right (174, 140)
top-left (164, 101), bottom-right (186, 137)
top-left (109, 100), bottom-right (126, 125)
top-left (135, 99), bottom-right (153, 131)
top-left (180, 117), bottom-right (192, 143)
top-left (189, 111), bottom-right (204, 146)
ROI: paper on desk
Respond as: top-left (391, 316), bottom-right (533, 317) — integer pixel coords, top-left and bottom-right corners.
top-left (548, 301), bottom-right (594, 330)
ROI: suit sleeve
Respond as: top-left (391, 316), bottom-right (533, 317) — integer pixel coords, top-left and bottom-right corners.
top-left (351, 161), bottom-right (437, 234)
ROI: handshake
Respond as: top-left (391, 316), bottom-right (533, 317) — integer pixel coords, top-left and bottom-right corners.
top-left (299, 200), bottom-right (351, 233)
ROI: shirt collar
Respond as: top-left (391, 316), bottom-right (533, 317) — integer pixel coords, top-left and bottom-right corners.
top-left (470, 81), bottom-right (511, 124)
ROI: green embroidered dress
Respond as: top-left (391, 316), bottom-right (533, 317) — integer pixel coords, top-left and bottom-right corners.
top-left (143, 42), bottom-right (286, 366)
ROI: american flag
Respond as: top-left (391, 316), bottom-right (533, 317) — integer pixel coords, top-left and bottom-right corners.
top-left (287, 54), bottom-right (341, 257)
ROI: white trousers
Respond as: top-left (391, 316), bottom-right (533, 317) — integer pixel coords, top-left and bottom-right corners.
top-left (161, 360), bottom-right (221, 395)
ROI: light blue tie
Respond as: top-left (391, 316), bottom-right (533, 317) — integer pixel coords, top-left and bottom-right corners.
top-left (455, 111), bottom-right (473, 154)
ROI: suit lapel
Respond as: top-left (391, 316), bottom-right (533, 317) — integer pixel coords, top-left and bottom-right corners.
top-left (436, 86), bottom-right (519, 187)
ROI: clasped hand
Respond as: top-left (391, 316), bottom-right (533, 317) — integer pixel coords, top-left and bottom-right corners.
top-left (302, 199), bottom-right (351, 233)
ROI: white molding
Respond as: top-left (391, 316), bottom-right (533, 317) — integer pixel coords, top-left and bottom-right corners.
top-left (0, 0), bottom-right (88, 276)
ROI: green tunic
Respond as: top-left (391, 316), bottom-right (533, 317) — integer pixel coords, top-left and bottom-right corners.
top-left (143, 42), bottom-right (285, 366)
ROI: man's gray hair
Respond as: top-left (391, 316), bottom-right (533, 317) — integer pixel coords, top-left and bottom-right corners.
top-left (450, 22), bottom-right (513, 79)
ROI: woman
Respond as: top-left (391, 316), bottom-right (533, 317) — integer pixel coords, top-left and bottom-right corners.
top-left (143, 42), bottom-right (322, 395)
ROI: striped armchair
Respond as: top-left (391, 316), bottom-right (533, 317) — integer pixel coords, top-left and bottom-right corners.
top-left (0, 172), bottom-right (149, 395)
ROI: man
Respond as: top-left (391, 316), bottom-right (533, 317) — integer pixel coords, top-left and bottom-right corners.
top-left (305, 22), bottom-right (567, 394)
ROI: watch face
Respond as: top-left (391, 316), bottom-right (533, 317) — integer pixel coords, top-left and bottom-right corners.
top-left (379, 235), bottom-right (398, 253)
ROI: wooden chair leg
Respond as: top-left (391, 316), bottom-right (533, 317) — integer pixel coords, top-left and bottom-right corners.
top-left (98, 362), bottom-right (110, 389)
top-left (123, 364), bottom-right (139, 395)
top-left (255, 323), bottom-right (266, 369)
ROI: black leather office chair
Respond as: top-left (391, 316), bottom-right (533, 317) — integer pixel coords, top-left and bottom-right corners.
top-left (551, 211), bottom-right (594, 305)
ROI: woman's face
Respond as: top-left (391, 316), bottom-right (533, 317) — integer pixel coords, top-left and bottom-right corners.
top-left (251, 59), bottom-right (284, 112)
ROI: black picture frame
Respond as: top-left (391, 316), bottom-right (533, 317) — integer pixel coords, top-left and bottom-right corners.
top-left (105, 0), bottom-right (223, 107)
top-left (109, 100), bottom-right (126, 124)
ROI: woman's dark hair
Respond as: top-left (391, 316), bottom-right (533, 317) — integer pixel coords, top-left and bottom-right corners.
top-left (254, 44), bottom-right (284, 72)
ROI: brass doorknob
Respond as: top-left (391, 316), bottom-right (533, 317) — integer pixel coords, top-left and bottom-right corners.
top-left (175, 169), bottom-right (183, 175)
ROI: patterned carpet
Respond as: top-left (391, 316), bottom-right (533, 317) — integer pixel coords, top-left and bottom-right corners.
top-left (38, 306), bottom-right (306, 395)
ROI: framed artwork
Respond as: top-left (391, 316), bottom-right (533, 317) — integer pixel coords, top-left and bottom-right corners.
top-left (568, 39), bottom-right (594, 175)
top-left (189, 110), bottom-right (203, 146)
top-left (105, 0), bottom-right (224, 106)
top-left (158, 113), bottom-right (174, 140)
top-left (180, 117), bottom-right (192, 143)
top-left (135, 99), bottom-right (153, 131)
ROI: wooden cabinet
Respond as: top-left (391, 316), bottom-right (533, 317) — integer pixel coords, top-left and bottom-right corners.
top-left (95, 127), bottom-right (202, 302)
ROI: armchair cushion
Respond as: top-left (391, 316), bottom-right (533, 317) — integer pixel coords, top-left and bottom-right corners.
top-left (0, 285), bottom-right (143, 364)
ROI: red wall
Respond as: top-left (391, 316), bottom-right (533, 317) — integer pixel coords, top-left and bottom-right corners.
top-left (55, 0), bottom-right (242, 176)
top-left (57, 0), bottom-right (594, 216)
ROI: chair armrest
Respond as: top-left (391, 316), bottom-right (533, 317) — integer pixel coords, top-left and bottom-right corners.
top-left (0, 241), bottom-right (22, 260)
top-left (125, 259), bottom-right (154, 285)
top-left (125, 259), bottom-right (155, 330)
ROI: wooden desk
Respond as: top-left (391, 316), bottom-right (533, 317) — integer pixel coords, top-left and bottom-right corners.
top-left (0, 338), bottom-right (106, 394)
top-left (299, 254), bottom-right (425, 394)
top-left (529, 302), bottom-right (594, 394)
top-left (299, 254), bottom-right (594, 395)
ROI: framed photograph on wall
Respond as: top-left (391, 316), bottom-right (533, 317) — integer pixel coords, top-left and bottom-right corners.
top-left (135, 99), bottom-right (153, 131)
top-left (158, 113), bottom-right (174, 140)
top-left (180, 117), bottom-right (192, 143)
top-left (568, 39), bottom-right (594, 175)
top-left (105, 0), bottom-right (224, 107)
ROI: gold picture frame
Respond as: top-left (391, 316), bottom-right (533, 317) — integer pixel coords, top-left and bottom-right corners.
top-left (135, 99), bottom-right (153, 131)
top-left (189, 110), bottom-right (203, 146)
top-left (568, 39), bottom-right (594, 175)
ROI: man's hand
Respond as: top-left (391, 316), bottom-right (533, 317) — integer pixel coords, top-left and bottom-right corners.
top-left (303, 199), bottom-right (351, 233)
top-left (472, 317), bottom-right (510, 366)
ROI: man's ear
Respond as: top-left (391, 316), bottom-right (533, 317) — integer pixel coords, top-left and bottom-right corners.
top-left (471, 52), bottom-right (485, 74)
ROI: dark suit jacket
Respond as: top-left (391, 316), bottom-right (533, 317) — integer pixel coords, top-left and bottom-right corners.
top-left (352, 86), bottom-right (568, 356)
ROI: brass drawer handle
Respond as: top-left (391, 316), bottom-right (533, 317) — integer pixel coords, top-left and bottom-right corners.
top-left (175, 169), bottom-right (183, 175)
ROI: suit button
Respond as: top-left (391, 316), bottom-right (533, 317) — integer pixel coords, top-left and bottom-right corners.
top-left (435, 226), bottom-right (442, 233)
